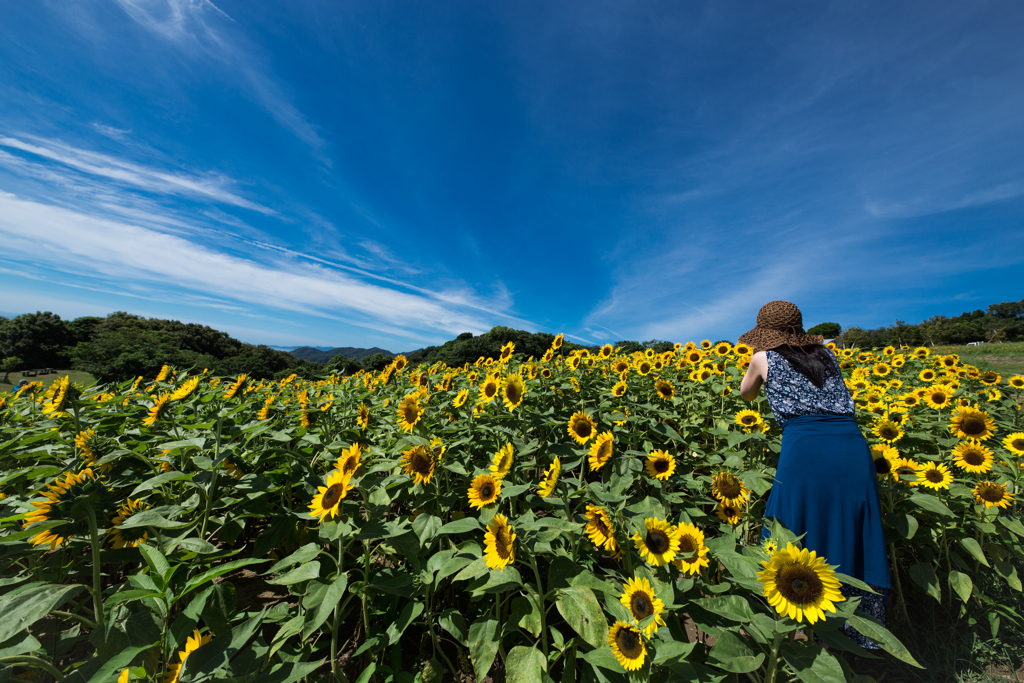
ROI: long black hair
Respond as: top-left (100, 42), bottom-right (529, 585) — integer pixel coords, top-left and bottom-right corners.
top-left (772, 344), bottom-right (840, 389)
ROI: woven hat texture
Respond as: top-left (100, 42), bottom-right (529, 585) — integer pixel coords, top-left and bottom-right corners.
top-left (737, 301), bottom-right (825, 351)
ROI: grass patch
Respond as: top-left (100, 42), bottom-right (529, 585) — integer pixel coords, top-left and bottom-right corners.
top-left (930, 342), bottom-right (1024, 376)
top-left (1, 368), bottom-right (97, 394)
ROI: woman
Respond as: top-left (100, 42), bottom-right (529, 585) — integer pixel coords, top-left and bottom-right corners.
top-left (739, 300), bottom-right (889, 647)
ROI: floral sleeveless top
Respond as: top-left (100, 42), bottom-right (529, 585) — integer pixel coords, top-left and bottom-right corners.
top-left (763, 350), bottom-right (854, 428)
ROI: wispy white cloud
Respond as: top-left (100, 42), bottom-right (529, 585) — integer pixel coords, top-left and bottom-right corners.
top-left (865, 179), bottom-right (1024, 219)
top-left (0, 135), bottom-right (271, 213)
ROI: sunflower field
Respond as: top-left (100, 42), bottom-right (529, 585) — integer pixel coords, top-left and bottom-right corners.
top-left (1, 338), bottom-right (1023, 683)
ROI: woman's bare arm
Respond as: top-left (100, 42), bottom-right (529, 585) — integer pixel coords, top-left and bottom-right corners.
top-left (740, 351), bottom-right (768, 401)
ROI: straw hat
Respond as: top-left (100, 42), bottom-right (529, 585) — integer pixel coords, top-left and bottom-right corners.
top-left (738, 301), bottom-right (824, 351)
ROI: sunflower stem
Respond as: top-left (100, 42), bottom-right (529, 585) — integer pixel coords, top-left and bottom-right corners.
top-left (0, 656), bottom-right (63, 680)
top-left (83, 503), bottom-right (106, 639)
top-left (331, 531), bottom-right (345, 682)
top-left (200, 416), bottom-right (224, 541)
top-left (529, 554), bottom-right (549, 659)
top-left (763, 631), bottom-right (784, 683)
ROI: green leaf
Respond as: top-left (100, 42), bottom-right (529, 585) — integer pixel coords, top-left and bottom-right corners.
top-left (116, 509), bottom-right (193, 530)
top-left (694, 595), bottom-right (755, 623)
top-left (438, 609), bottom-right (468, 643)
top-left (780, 640), bottom-right (845, 683)
top-left (909, 493), bottom-right (955, 518)
top-left (847, 615), bottom-right (923, 668)
top-left (178, 611), bottom-right (264, 682)
top-left (266, 543), bottom-right (320, 574)
top-left (413, 513), bottom-right (442, 547)
top-left (909, 562), bottom-right (941, 602)
top-left (949, 570), bottom-right (972, 603)
top-left (512, 595), bottom-right (542, 637)
top-left (995, 561), bottom-right (1023, 591)
top-left (79, 643), bottom-right (159, 683)
top-left (437, 517), bottom-right (483, 535)
top-left (130, 471), bottom-right (190, 496)
top-left (0, 583), bottom-right (83, 643)
top-left (177, 537), bottom-right (217, 555)
top-left (386, 600), bottom-right (425, 645)
top-left (959, 537), bottom-right (989, 567)
top-left (258, 660), bottom-right (326, 683)
top-left (651, 640), bottom-right (697, 666)
top-left (137, 542), bottom-right (172, 587)
top-left (302, 572), bottom-right (348, 639)
top-left (354, 663), bottom-right (377, 683)
top-left (180, 558), bottom-right (267, 599)
top-left (506, 646), bottom-right (547, 683)
top-left (580, 646), bottom-right (624, 673)
top-left (0, 633), bottom-right (41, 658)
top-left (555, 587), bottom-right (607, 649)
top-left (707, 631), bottom-right (764, 673)
top-left (468, 617), bottom-right (500, 683)
top-left (883, 513), bottom-right (918, 540)
top-left (999, 515), bottom-right (1024, 538)
top-left (267, 561), bottom-right (320, 585)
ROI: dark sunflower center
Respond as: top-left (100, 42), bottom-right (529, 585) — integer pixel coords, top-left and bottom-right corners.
top-left (654, 459), bottom-right (670, 473)
top-left (506, 384), bottom-right (522, 403)
top-left (982, 373), bottom-right (997, 383)
top-left (630, 593), bottom-right (653, 620)
top-left (645, 529), bottom-right (669, 554)
top-left (342, 458), bottom-right (358, 476)
top-left (926, 469), bottom-right (943, 483)
top-left (1012, 438), bottom-right (1024, 450)
top-left (717, 477), bottom-right (741, 498)
top-left (741, 415), bottom-right (757, 425)
top-left (678, 535), bottom-right (698, 556)
top-left (980, 486), bottom-right (1004, 503)
top-left (593, 517), bottom-right (609, 534)
top-left (880, 425), bottom-right (899, 440)
top-left (574, 421), bottom-right (592, 439)
top-left (493, 529), bottom-right (511, 558)
top-left (402, 404), bottom-right (419, 422)
top-left (963, 449), bottom-right (985, 466)
top-left (480, 483), bottom-right (494, 499)
top-left (874, 458), bottom-right (892, 475)
top-left (923, 371), bottom-right (934, 379)
top-left (641, 363), bottom-right (651, 372)
top-left (322, 483), bottom-right (344, 509)
top-left (615, 628), bottom-right (643, 658)
top-left (597, 443), bottom-right (612, 460)
top-left (411, 451), bottom-right (432, 474)
top-left (776, 564), bottom-right (824, 603)
top-left (485, 383), bottom-right (498, 398)
top-left (960, 416), bottom-right (986, 435)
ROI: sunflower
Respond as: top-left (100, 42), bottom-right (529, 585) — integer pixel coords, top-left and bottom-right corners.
top-left (497, 341), bottom-right (515, 362)
top-left (396, 394), bottom-right (423, 432)
top-left (870, 445), bottom-right (898, 480)
top-left (484, 514), bottom-right (515, 571)
top-left (429, 436), bottom-right (445, 462)
top-left (949, 406), bottom-right (996, 441)
top-left (673, 522), bottom-right (710, 575)
top-left (635, 359), bottom-right (653, 376)
top-left (711, 472), bottom-right (750, 507)
top-left (109, 498), bottom-right (150, 549)
top-left (588, 432), bottom-right (615, 471)
top-left (335, 443), bottom-right (362, 479)
top-left (1004, 432), bottom-right (1024, 457)
top-left (392, 355), bottom-right (408, 372)
top-left (1009, 376), bottom-right (1024, 390)
top-left (761, 536), bottom-right (779, 554)
top-left (357, 403), bottom-right (370, 430)
top-left (491, 443), bottom-right (514, 479)
top-left (758, 542), bottom-right (844, 624)
top-left (478, 374), bottom-right (501, 404)
top-left (169, 377), bottom-right (200, 401)
top-left (143, 393), bottom-right (173, 427)
top-left (223, 374), bottom-right (248, 399)
top-left (917, 462), bottom-right (953, 490)
top-left (952, 441), bottom-right (994, 474)
top-left (939, 354), bottom-right (959, 369)
top-left (24, 468), bottom-right (108, 550)
top-left (716, 502), bottom-right (742, 526)
top-left (452, 389), bottom-right (469, 408)
top-left (154, 365), bottom-right (171, 382)
top-left (257, 395), bottom-right (274, 421)
top-left (979, 371), bottom-right (1001, 386)
top-left (973, 481), bottom-right (1015, 509)
top-left (537, 457), bottom-right (561, 497)
top-left (402, 444), bottom-right (435, 485)
top-left (913, 347), bottom-right (930, 359)
top-left (567, 411), bottom-right (597, 445)
top-left (75, 428), bottom-right (106, 468)
top-left (467, 474), bottom-right (501, 509)
top-left (980, 388), bottom-right (1002, 403)
top-left (540, 367), bottom-right (552, 379)
top-left (612, 359), bottom-right (631, 374)
top-left (919, 369), bottom-right (937, 383)
top-left (734, 409), bottom-right (763, 430)
top-left (308, 470), bottom-right (354, 522)
top-left (608, 622), bottom-right (646, 671)
top-left (42, 376), bottom-right (72, 416)
top-left (701, 339), bottom-right (712, 349)
top-left (502, 374), bottom-right (527, 411)
top-left (612, 380), bottom-right (627, 398)
top-left (654, 380), bottom-right (674, 400)
top-left (685, 349), bottom-right (703, 364)
top-left (632, 517), bottom-right (681, 566)
top-left (585, 504), bottom-right (617, 550)
top-left (892, 458), bottom-right (921, 486)
top-left (872, 362), bottom-right (891, 377)
top-left (896, 392), bottom-right (920, 408)
top-left (871, 418), bottom-right (904, 444)
top-left (620, 577), bottom-right (666, 636)
top-left (552, 333), bottom-right (564, 350)
top-left (644, 450), bottom-right (676, 480)
top-left (164, 629), bottom-right (212, 683)
top-left (599, 344), bottom-right (614, 359)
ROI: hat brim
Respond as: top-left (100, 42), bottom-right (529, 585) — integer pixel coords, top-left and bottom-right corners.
top-left (738, 327), bottom-right (824, 352)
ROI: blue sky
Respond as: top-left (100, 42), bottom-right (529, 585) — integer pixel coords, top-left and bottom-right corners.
top-left (1, 1), bottom-right (1021, 351)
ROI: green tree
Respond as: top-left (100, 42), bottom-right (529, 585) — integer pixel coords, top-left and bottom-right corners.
top-left (807, 322), bottom-right (841, 337)
top-left (325, 355), bottom-right (362, 376)
top-left (0, 311), bottom-right (71, 368)
top-left (2, 356), bottom-right (23, 384)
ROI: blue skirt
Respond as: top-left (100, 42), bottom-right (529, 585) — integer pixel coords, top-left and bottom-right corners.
top-left (763, 414), bottom-right (891, 589)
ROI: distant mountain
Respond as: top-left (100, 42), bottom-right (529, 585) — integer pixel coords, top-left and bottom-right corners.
top-left (288, 346), bottom-right (394, 364)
